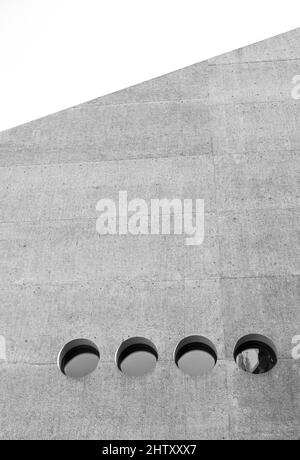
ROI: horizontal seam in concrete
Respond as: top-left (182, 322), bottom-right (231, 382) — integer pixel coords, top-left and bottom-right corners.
top-left (0, 273), bottom-right (299, 290)
top-left (0, 153), bottom-right (211, 170)
top-left (219, 273), bottom-right (300, 281)
top-left (212, 149), bottom-right (300, 156)
top-left (39, 96), bottom-right (298, 110)
top-left (217, 206), bottom-right (299, 215)
top-left (0, 93), bottom-right (298, 139)
top-left (0, 211), bottom-right (213, 226)
top-left (0, 148), bottom-right (299, 171)
top-left (87, 97), bottom-right (298, 110)
top-left (207, 57), bottom-right (300, 66)
top-left (1, 146), bottom-right (299, 169)
top-left (3, 356), bottom-right (296, 367)
top-left (0, 206), bottom-right (298, 226)
top-left (85, 98), bottom-right (207, 107)
top-left (0, 277), bottom-right (211, 289)
top-left (0, 153), bottom-right (211, 169)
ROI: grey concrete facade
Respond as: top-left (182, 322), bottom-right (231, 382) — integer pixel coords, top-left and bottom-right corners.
top-left (0, 29), bottom-right (299, 440)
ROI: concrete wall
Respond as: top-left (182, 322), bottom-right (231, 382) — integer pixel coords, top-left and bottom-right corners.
top-left (0, 28), bottom-right (299, 440)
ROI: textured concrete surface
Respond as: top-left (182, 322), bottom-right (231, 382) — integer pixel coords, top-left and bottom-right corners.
top-left (0, 28), bottom-right (299, 439)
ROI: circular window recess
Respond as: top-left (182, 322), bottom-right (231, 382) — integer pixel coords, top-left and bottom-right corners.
top-left (116, 337), bottom-right (158, 377)
top-left (174, 335), bottom-right (218, 377)
top-left (57, 338), bottom-right (100, 378)
top-left (233, 334), bottom-right (277, 375)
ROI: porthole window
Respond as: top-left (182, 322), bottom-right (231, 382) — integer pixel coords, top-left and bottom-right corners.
top-left (174, 335), bottom-right (217, 377)
top-left (116, 337), bottom-right (158, 376)
top-left (57, 338), bottom-right (100, 378)
top-left (233, 334), bottom-right (277, 374)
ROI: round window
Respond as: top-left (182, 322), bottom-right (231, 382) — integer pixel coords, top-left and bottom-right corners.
top-left (233, 334), bottom-right (277, 374)
top-left (57, 338), bottom-right (100, 378)
top-left (116, 337), bottom-right (158, 376)
top-left (174, 335), bottom-right (217, 376)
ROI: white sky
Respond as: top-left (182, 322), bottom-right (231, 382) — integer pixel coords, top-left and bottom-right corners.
top-left (0, 0), bottom-right (299, 132)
